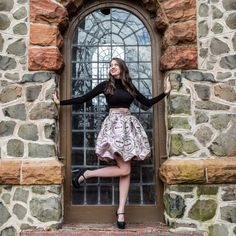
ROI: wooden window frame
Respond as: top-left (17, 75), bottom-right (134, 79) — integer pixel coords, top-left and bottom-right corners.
top-left (60, 0), bottom-right (167, 223)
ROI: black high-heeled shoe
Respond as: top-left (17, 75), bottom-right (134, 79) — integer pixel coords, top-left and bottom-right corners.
top-left (116, 212), bottom-right (126, 229)
top-left (72, 169), bottom-right (86, 189)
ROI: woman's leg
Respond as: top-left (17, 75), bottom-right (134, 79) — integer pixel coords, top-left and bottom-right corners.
top-left (116, 156), bottom-right (131, 222)
top-left (117, 175), bottom-right (130, 221)
top-left (79, 155), bottom-right (131, 182)
top-left (79, 155), bottom-right (131, 222)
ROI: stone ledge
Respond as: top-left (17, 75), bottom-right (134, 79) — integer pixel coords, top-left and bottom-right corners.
top-left (0, 159), bottom-right (64, 185)
top-left (20, 223), bottom-right (208, 236)
top-left (159, 158), bottom-right (236, 184)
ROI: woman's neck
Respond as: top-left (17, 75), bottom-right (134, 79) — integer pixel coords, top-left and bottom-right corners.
top-left (113, 75), bottom-right (120, 79)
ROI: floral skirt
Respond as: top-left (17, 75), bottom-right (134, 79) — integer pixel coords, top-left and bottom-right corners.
top-left (95, 111), bottom-right (151, 162)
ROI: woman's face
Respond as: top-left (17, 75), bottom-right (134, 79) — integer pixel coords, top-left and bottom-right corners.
top-left (109, 60), bottom-right (121, 79)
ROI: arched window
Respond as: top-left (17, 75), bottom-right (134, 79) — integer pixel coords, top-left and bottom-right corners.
top-left (62, 2), bottom-right (164, 223)
top-left (71, 8), bottom-right (154, 205)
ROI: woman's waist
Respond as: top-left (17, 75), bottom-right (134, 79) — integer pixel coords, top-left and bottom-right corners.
top-left (109, 107), bottom-right (129, 113)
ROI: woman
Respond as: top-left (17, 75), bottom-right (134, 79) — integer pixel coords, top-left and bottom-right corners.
top-left (53, 58), bottom-right (171, 229)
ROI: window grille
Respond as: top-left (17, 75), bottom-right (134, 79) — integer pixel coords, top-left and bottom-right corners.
top-left (71, 8), bottom-right (155, 205)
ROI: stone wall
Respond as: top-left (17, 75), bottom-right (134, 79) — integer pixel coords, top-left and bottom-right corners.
top-left (164, 185), bottom-right (236, 236)
top-left (162, 0), bottom-right (236, 235)
top-left (0, 0), bottom-right (236, 235)
top-left (0, 0), bottom-right (59, 160)
top-left (0, 0), bottom-right (63, 235)
top-left (0, 185), bottom-right (62, 235)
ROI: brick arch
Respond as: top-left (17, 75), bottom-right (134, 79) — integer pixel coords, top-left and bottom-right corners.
top-left (61, 0), bottom-right (160, 16)
top-left (29, 0), bottom-right (197, 72)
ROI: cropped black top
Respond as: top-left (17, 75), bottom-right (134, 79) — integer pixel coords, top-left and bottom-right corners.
top-left (60, 79), bottom-right (166, 109)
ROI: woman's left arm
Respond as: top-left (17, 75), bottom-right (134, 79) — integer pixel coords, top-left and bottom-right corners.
top-left (135, 75), bottom-right (171, 108)
top-left (164, 75), bottom-right (171, 95)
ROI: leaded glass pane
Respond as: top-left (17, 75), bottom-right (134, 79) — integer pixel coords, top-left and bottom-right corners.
top-left (71, 8), bottom-right (155, 206)
top-left (136, 28), bottom-right (151, 44)
top-left (124, 34), bottom-right (138, 45)
top-left (72, 149), bottom-right (84, 165)
top-left (139, 46), bottom-right (151, 62)
top-left (125, 46), bottom-right (138, 62)
top-left (126, 63), bottom-right (139, 78)
top-left (87, 186), bottom-right (99, 204)
top-left (112, 9), bottom-right (130, 21)
top-left (100, 186), bottom-right (112, 204)
top-left (129, 185), bottom-right (141, 204)
top-left (139, 80), bottom-right (152, 95)
top-left (139, 63), bottom-right (151, 78)
top-left (86, 149), bottom-right (98, 165)
top-left (143, 185), bottom-right (155, 204)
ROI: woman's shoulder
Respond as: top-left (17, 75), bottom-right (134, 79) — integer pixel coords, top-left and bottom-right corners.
top-left (97, 80), bottom-right (108, 89)
top-left (92, 80), bottom-right (108, 93)
top-left (99, 80), bottom-right (108, 85)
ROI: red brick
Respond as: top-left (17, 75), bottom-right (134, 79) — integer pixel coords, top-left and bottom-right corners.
top-left (28, 47), bottom-right (64, 71)
top-left (30, 24), bottom-right (63, 47)
top-left (160, 46), bottom-right (198, 70)
top-left (162, 21), bottom-right (197, 48)
top-left (161, 0), bottom-right (196, 23)
top-left (30, 0), bottom-right (68, 28)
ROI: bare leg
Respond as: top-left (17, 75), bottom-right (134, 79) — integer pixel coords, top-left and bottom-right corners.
top-left (79, 156), bottom-right (131, 182)
top-left (117, 175), bottom-right (130, 221)
top-left (79, 155), bottom-right (131, 222)
top-left (116, 156), bottom-right (131, 222)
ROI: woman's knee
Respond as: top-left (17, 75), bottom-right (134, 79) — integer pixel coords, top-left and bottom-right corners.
top-left (115, 155), bottom-right (131, 176)
top-left (120, 165), bottom-right (131, 176)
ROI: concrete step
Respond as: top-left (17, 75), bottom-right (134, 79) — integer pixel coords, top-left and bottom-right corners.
top-left (21, 223), bottom-right (208, 236)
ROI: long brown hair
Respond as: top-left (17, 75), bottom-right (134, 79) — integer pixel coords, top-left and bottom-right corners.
top-left (105, 58), bottom-right (137, 97)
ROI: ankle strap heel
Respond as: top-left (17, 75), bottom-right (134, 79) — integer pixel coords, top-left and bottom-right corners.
top-left (116, 212), bottom-right (126, 229)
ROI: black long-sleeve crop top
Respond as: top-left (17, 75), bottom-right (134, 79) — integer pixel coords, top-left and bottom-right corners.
top-left (60, 79), bottom-right (166, 109)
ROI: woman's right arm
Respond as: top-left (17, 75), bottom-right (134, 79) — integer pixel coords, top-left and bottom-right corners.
top-left (53, 81), bottom-right (107, 106)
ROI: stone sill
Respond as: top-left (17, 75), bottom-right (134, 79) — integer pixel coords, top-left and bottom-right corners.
top-left (0, 159), bottom-right (64, 185)
top-left (159, 158), bottom-right (236, 184)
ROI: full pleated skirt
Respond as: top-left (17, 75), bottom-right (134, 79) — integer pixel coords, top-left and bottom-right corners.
top-left (95, 111), bottom-right (151, 162)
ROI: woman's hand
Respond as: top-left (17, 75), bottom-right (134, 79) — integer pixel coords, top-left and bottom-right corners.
top-left (52, 93), bottom-right (60, 105)
top-left (164, 75), bottom-right (171, 94)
